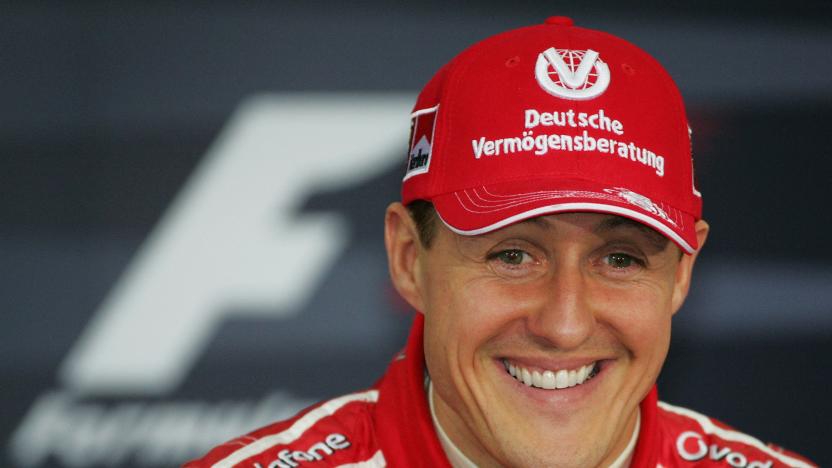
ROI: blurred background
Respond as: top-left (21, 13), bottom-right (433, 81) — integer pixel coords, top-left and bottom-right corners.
top-left (2, 2), bottom-right (831, 466)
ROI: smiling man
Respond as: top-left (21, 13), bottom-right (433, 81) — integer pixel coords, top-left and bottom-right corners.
top-left (186, 17), bottom-right (815, 468)
top-left (385, 208), bottom-right (703, 467)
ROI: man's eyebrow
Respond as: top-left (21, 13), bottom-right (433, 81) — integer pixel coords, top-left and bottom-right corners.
top-left (594, 217), bottom-right (669, 250)
top-left (517, 217), bottom-right (552, 230)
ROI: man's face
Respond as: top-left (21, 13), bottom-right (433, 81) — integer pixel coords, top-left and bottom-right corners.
top-left (406, 211), bottom-right (703, 467)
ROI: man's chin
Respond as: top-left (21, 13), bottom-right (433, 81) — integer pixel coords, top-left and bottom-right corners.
top-left (476, 358), bottom-right (633, 466)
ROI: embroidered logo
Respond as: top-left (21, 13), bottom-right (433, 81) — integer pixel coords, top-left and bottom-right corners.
top-left (676, 431), bottom-right (775, 467)
top-left (605, 187), bottom-right (677, 227)
top-left (535, 48), bottom-right (610, 100)
top-left (254, 433), bottom-right (352, 468)
top-left (404, 105), bottom-right (438, 180)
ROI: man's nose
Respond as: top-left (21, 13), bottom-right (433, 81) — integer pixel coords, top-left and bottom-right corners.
top-left (525, 263), bottom-right (596, 350)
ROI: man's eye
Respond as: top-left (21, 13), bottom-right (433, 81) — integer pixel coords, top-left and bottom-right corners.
top-left (605, 253), bottom-right (639, 269)
top-left (492, 249), bottom-right (529, 265)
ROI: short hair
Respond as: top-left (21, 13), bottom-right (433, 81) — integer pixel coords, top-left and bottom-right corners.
top-left (406, 200), bottom-right (437, 248)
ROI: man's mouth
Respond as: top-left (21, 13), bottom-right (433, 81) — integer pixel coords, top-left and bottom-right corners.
top-left (502, 359), bottom-right (599, 390)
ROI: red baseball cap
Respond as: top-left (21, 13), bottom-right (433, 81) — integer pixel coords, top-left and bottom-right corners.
top-left (402, 16), bottom-right (703, 253)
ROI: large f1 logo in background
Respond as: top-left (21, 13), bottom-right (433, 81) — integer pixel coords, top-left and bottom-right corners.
top-left (60, 94), bottom-right (412, 395)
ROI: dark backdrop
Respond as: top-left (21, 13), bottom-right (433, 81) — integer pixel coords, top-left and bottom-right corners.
top-left (3, 2), bottom-right (831, 466)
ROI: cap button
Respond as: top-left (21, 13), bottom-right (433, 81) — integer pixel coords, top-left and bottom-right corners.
top-left (545, 16), bottom-right (574, 26)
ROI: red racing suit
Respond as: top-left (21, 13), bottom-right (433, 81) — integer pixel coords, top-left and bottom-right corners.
top-left (185, 314), bottom-right (815, 468)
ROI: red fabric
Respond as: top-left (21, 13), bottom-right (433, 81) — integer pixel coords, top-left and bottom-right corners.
top-left (401, 19), bottom-right (703, 253)
top-left (185, 314), bottom-right (814, 467)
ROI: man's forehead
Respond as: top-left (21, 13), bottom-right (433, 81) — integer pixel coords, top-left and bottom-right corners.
top-left (508, 213), bottom-right (670, 248)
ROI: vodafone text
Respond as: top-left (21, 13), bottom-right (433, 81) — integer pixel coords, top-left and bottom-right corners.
top-left (471, 108), bottom-right (666, 176)
top-left (676, 431), bottom-right (774, 468)
top-left (253, 433), bottom-right (351, 468)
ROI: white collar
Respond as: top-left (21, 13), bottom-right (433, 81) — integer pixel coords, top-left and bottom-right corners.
top-left (427, 381), bottom-right (640, 468)
top-left (608, 407), bottom-right (640, 468)
top-left (428, 381), bottom-right (479, 468)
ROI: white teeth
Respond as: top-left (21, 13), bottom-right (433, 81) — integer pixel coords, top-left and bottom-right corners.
top-left (578, 365), bottom-right (588, 383)
top-left (521, 368), bottom-right (533, 386)
top-left (542, 370), bottom-right (556, 389)
top-left (504, 360), bottom-right (597, 390)
top-left (555, 369), bottom-right (568, 389)
top-left (532, 371), bottom-right (543, 388)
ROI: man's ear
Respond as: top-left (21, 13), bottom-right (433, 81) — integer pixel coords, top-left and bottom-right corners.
top-left (671, 219), bottom-right (709, 314)
top-left (384, 202), bottom-right (426, 313)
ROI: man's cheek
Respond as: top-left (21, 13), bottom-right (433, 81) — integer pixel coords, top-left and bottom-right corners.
top-left (593, 281), bottom-right (671, 315)
top-left (457, 284), bottom-right (527, 324)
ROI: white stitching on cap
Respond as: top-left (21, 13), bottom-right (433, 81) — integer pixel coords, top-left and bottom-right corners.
top-left (460, 189), bottom-right (567, 211)
top-left (456, 186), bottom-right (686, 230)
top-left (479, 187), bottom-right (632, 208)
top-left (456, 188), bottom-right (623, 214)
top-left (478, 187), bottom-right (580, 205)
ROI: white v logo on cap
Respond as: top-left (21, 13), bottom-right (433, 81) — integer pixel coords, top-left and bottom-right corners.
top-left (543, 47), bottom-right (599, 89)
top-left (535, 47), bottom-right (610, 100)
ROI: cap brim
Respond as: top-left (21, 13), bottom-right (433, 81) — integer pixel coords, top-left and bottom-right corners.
top-left (431, 178), bottom-right (698, 254)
